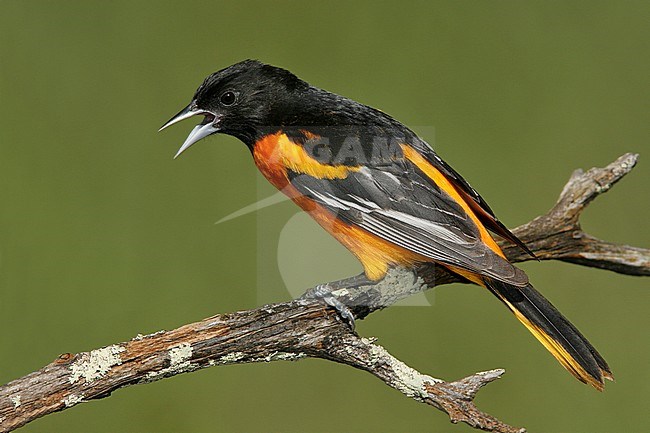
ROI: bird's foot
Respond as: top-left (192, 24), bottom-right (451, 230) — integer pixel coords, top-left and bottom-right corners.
top-left (301, 283), bottom-right (356, 331)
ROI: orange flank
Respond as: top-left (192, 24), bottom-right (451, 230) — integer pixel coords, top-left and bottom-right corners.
top-left (400, 144), bottom-right (506, 259)
top-left (291, 192), bottom-right (424, 280)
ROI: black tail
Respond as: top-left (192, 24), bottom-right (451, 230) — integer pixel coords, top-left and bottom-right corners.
top-left (484, 278), bottom-right (613, 390)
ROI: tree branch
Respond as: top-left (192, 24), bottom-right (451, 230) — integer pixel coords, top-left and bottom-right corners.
top-left (0, 154), bottom-right (646, 433)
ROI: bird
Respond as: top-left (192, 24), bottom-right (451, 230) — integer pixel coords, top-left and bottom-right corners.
top-left (159, 59), bottom-right (612, 390)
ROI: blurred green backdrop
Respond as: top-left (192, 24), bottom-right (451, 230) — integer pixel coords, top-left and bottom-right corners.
top-left (1, 1), bottom-right (648, 432)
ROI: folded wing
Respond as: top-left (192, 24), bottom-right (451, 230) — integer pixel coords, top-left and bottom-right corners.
top-left (288, 161), bottom-right (528, 287)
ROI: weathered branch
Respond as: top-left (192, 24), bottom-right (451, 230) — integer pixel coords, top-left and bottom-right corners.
top-left (0, 154), bottom-right (646, 433)
top-left (503, 152), bottom-right (648, 275)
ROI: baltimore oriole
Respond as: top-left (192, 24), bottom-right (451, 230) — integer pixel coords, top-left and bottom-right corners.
top-left (160, 60), bottom-right (612, 390)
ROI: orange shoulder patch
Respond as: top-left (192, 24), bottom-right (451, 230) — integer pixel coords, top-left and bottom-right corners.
top-left (253, 132), bottom-right (360, 187)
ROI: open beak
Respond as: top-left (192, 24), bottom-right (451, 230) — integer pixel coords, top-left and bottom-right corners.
top-left (159, 103), bottom-right (220, 159)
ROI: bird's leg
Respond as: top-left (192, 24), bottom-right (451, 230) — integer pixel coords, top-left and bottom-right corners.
top-left (300, 273), bottom-right (376, 331)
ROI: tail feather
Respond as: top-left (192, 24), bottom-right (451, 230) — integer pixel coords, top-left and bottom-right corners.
top-left (484, 278), bottom-right (613, 390)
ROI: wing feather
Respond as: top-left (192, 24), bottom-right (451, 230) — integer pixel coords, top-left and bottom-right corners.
top-left (408, 140), bottom-right (536, 257)
top-left (289, 163), bottom-right (528, 286)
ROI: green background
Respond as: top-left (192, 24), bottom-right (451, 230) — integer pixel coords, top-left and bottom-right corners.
top-left (1, 1), bottom-right (648, 432)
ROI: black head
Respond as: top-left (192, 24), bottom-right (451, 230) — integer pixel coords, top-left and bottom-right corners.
top-left (159, 60), bottom-right (309, 157)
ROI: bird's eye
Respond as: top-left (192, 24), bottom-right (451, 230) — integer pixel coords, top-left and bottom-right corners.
top-left (219, 91), bottom-right (237, 106)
